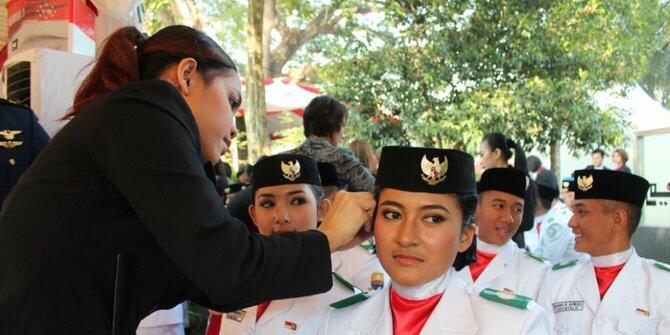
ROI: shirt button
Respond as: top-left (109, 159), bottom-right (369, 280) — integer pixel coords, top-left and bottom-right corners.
top-left (8, 158), bottom-right (15, 165)
top-left (595, 318), bottom-right (604, 327)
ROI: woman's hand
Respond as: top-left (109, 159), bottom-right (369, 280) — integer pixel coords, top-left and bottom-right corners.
top-left (317, 191), bottom-right (375, 252)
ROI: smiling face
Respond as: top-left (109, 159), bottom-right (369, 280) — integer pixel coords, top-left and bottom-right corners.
top-left (249, 184), bottom-right (325, 236)
top-left (476, 190), bottom-right (524, 245)
top-left (373, 188), bottom-right (474, 286)
top-left (568, 199), bottom-right (617, 256)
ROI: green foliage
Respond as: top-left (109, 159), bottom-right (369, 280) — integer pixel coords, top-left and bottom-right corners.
top-left (323, 0), bottom-right (667, 155)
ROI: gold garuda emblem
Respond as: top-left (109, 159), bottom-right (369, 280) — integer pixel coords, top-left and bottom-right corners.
top-left (0, 141), bottom-right (23, 149)
top-left (281, 160), bottom-right (301, 181)
top-left (577, 175), bottom-right (594, 191)
top-left (420, 154), bottom-right (448, 185)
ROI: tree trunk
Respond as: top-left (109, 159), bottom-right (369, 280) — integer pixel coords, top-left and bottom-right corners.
top-left (550, 140), bottom-right (561, 181)
top-left (245, 0), bottom-right (271, 163)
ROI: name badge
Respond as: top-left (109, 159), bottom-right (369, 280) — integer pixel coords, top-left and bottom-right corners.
top-left (553, 301), bottom-right (584, 313)
top-left (226, 310), bottom-right (247, 322)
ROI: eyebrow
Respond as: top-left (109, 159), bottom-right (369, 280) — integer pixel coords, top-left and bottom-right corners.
top-left (379, 200), bottom-right (450, 213)
top-left (257, 190), bottom-right (306, 198)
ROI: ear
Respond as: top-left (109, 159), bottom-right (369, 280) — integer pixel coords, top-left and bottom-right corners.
top-left (492, 148), bottom-right (502, 160)
top-left (458, 224), bottom-right (476, 252)
top-left (317, 198), bottom-right (331, 223)
top-left (611, 207), bottom-right (629, 234)
top-left (248, 204), bottom-right (260, 229)
top-left (176, 58), bottom-right (198, 95)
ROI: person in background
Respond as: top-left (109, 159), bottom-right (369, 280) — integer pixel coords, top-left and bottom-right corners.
top-left (529, 171), bottom-right (582, 265)
top-left (458, 168), bottom-right (550, 299)
top-left (320, 146), bottom-right (551, 335)
top-left (287, 96), bottom-right (375, 193)
top-left (538, 170), bottom-right (669, 334)
top-left (527, 155), bottom-right (554, 182)
top-left (0, 98), bottom-right (50, 209)
top-left (612, 149), bottom-right (631, 173)
top-left (560, 176), bottom-right (576, 208)
top-left (206, 154), bottom-right (385, 335)
top-left (348, 139), bottom-right (379, 176)
top-left (237, 163), bottom-right (253, 185)
top-left (586, 148), bottom-right (608, 170)
top-left (478, 132), bottom-right (536, 248)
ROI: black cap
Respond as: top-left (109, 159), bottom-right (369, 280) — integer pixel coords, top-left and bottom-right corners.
top-left (376, 146), bottom-right (476, 195)
top-left (477, 168), bottom-right (528, 199)
top-left (251, 154), bottom-right (321, 195)
top-left (573, 169), bottom-right (649, 208)
top-left (317, 162), bottom-right (343, 188)
top-left (536, 171), bottom-right (559, 200)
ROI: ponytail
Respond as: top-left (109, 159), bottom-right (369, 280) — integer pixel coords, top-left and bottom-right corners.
top-left (68, 27), bottom-right (145, 118)
top-left (67, 25), bottom-right (238, 119)
top-left (505, 138), bottom-right (528, 173)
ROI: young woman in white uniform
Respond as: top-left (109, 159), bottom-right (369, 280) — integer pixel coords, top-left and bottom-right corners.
top-left (320, 146), bottom-right (551, 335)
top-left (206, 154), bottom-right (385, 335)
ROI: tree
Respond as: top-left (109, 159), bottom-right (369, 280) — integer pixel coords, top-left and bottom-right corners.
top-left (245, 0), bottom-right (270, 163)
top-left (321, 0), bottom-right (667, 176)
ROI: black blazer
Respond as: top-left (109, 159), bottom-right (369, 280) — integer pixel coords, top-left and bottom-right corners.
top-left (0, 80), bottom-right (332, 334)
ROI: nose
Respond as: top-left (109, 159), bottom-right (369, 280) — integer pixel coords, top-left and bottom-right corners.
top-left (501, 208), bottom-right (514, 225)
top-left (567, 214), bottom-right (577, 229)
top-left (274, 205), bottom-right (290, 225)
top-left (395, 219), bottom-right (419, 247)
top-left (229, 120), bottom-right (238, 140)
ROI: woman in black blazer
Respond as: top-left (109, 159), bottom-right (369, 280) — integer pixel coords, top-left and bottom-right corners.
top-left (0, 26), bottom-right (373, 335)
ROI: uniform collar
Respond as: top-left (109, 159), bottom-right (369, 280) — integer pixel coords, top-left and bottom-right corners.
top-left (476, 238), bottom-right (506, 254)
top-left (350, 269), bottom-right (478, 334)
top-left (591, 247), bottom-right (633, 267)
top-left (391, 271), bottom-right (450, 300)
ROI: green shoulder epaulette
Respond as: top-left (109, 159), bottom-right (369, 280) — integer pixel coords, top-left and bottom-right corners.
top-left (329, 292), bottom-right (369, 309)
top-left (332, 271), bottom-right (360, 293)
top-left (479, 288), bottom-right (532, 310)
top-left (525, 251), bottom-right (548, 263)
top-left (360, 241), bottom-right (376, 253)
top-left (653, 261), bottom-right (670, 273)
top-left (552, 259), bottom-right (579, 270)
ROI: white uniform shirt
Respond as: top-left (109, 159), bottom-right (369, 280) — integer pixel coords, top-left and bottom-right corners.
top-left (458, 239), bottom-right (551, 299)
top-left (218, 246), bottom-right (387, 334)
top-left (537, 248), bottom-right (670, 334)
top-left (526, 202), bottom-right (584, 264)
top-left (136, 304), bottom-right (185, 335)
top-left (332, 243), bottom-right (390, 292)
top-left (319, 269), bottom-right (552, 335)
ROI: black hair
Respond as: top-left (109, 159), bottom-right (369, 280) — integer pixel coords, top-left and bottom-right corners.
top-left (482, 132), bottom-right (529, 173)
top-left (303, 96), bottom-right (349, 138)
top-left (592, 148), bottom-right (605, 157)
top-left (527, 155), bottom-right (542, 173)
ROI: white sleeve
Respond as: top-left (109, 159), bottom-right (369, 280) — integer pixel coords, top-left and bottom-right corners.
top-left (536, 223), bottom-right (571, 264)
top-left (659, 292), bottom-right (670, 334)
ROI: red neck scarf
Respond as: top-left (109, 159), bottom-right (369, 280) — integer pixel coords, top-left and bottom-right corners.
top-left (470, 249), bottom-right (497, 282)
top-left (594, 263), bottom-right (626, 299)
top-left (256, 301), bottom-right (272, 322)
top-left (205, 313), bottom-right (222, 335)
top-left (390, 288), bottom-right (443, 335)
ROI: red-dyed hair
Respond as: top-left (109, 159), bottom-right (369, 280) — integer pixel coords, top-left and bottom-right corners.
top-left (67, 25), bottom-right (237, 118)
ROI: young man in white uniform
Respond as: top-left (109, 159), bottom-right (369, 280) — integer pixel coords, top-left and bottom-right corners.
top-left (458, 168), bottom-right (550, 299)
top-left (320, 146), bottom-right (551, 335)
top-left (538, 169), bottom-right (670, 334)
